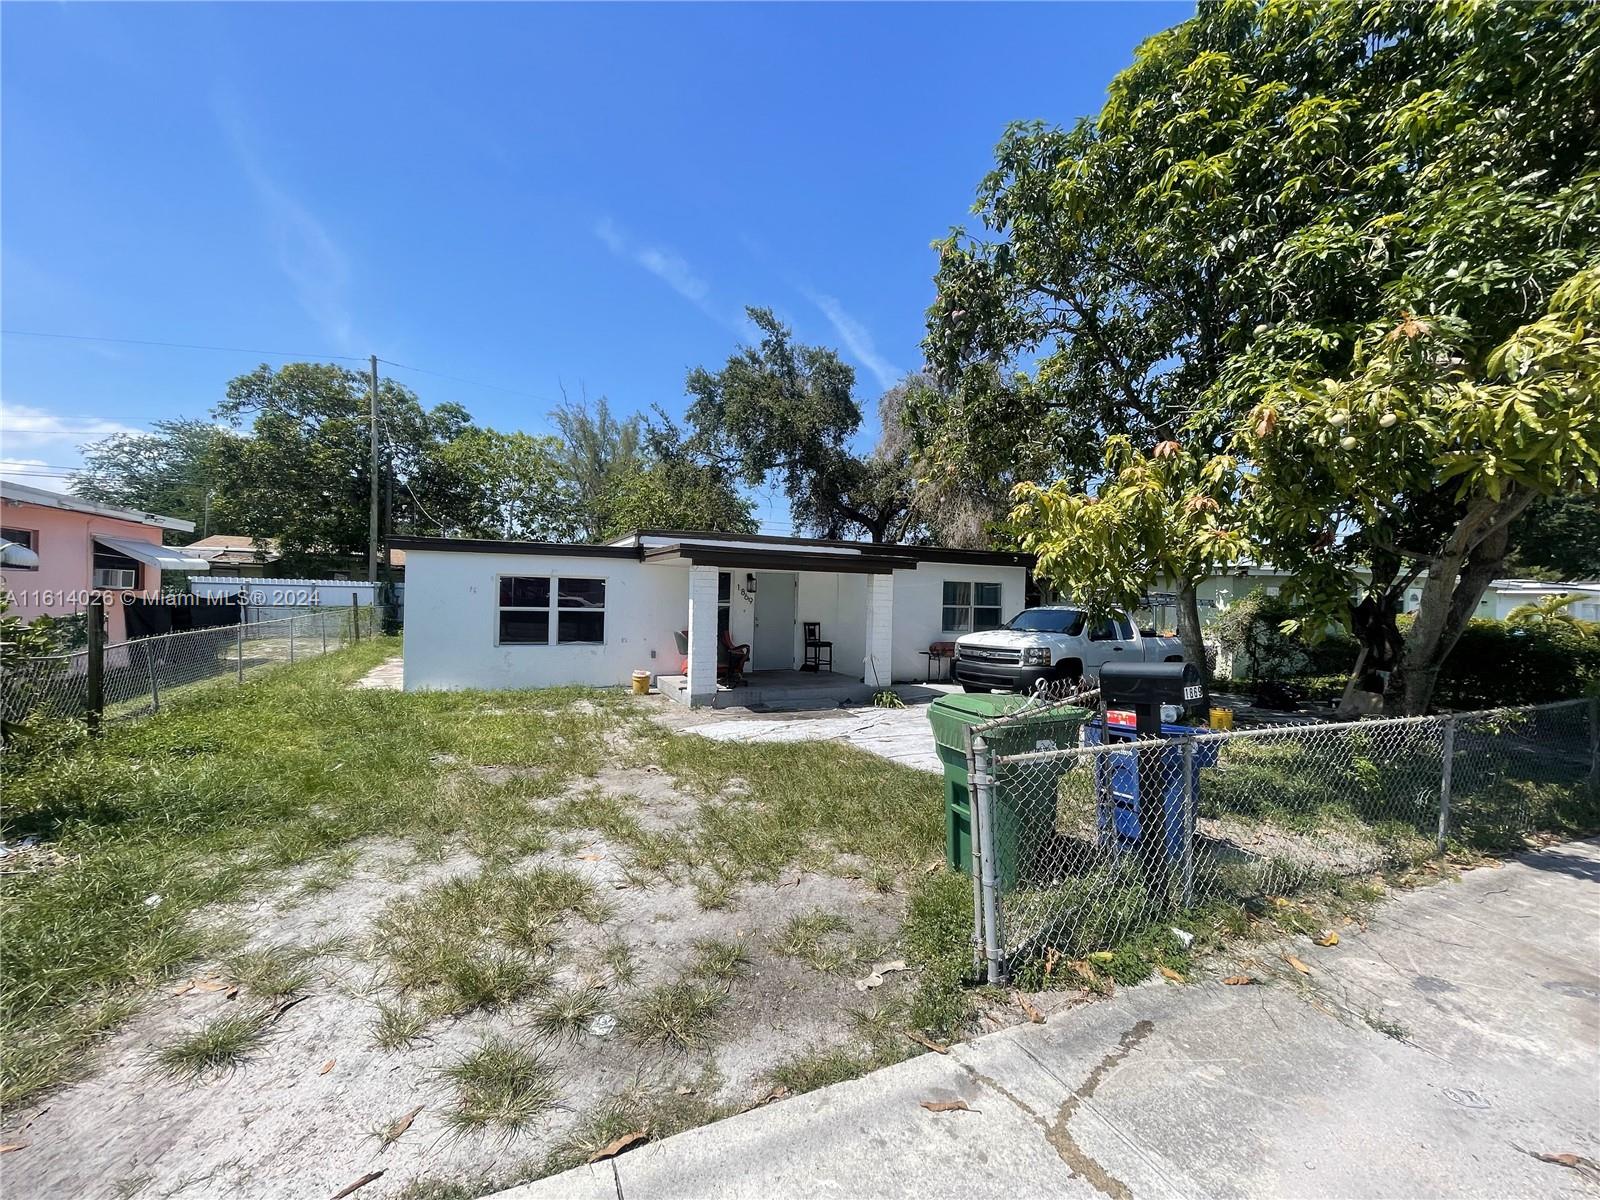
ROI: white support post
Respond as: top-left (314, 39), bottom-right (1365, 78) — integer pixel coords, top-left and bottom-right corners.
top-left (863, 572), bottom-right (894, 688)
top-left (687, 565), bottom-right (720, 707)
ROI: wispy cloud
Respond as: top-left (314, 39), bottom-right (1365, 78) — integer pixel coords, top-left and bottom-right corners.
top-left (0, 401), bottom-right (142, 481)
top-left (592, 217), bottom-right (731, 327)
top-left (216, 95), bottom-right (358, 352)
top-left (806, 292), bottom-right (904, 391)
top-left (634, 247), bottom-right (710, 303)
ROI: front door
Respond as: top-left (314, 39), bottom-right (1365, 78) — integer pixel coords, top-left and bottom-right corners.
top-left (752, 572), bottom-right (797, 671)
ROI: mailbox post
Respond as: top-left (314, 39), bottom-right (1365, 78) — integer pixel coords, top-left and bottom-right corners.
top-left (1090, 662), bottom-right (1214, 888)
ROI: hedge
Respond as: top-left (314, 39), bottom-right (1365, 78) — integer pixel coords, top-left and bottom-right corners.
top-left (1214, 589), bottom-right (1600, 709)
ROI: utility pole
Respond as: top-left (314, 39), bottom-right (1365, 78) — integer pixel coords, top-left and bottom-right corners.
top-left (368, 354), bottom-right (380, 583)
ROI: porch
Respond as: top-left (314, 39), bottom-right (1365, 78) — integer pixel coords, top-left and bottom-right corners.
top-left (647, 544), bottom-right (901, 709)
top-left (656, 668), bottom-right (877, 710)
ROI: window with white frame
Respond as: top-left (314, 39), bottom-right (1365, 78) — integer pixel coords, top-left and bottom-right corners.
top-left (497, 575), bottom-right (606, 645)
top-left (941, 581), bottom-right (1003, 633)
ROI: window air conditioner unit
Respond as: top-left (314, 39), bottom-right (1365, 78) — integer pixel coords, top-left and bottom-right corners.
top-left (93, 567), bottom-right (137, 590)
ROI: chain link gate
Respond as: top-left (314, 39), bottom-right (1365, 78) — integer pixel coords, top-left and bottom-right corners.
top-left (968, 697), bottom-right (1599, 982)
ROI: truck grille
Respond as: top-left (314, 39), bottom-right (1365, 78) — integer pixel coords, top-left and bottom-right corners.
top-left (959, 646), bottom-right (1021, 665)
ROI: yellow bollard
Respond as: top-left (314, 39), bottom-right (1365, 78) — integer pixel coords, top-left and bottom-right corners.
top-left (1210, 706), bottom-right (1234, 731)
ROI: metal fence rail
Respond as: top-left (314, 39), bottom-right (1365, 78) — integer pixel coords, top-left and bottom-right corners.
top-left (3, 605), bottom-right (385, 730)
top-left (967, 697), bottom-right (1600, 982)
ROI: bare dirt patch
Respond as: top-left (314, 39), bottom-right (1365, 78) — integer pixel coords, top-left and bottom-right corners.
top-left (0, 766), bottom-right (917, 1200)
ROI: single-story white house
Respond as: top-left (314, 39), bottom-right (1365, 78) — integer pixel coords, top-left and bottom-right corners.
top-left (391, 529), bottom-right (1031, 706)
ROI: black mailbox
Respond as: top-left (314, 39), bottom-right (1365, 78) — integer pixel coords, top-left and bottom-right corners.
top-left (1100, 661), bottom-right (1208, 737)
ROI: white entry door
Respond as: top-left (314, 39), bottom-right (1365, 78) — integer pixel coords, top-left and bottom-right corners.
top-left (752, 572), bottom-right (797, 670)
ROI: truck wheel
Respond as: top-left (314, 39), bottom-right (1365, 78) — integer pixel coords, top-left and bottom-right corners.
top-left (1060, 659), bottom-right (1084, 685)
top-left (962, 684), bottom-right (991, 694)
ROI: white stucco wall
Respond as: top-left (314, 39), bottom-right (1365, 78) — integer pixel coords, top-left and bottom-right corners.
top-left (402, 549), bottom-right (1029, 691)
top-left (403, 551), bottom-right (689, 691)
top-left (889, 561), bottom-right (1027, 682)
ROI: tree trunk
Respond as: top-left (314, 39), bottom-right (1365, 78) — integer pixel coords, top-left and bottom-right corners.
top-left (1387, 494), bottom-right (1533, 715)
top-left (1175, 579), bottom-right (1209, 688)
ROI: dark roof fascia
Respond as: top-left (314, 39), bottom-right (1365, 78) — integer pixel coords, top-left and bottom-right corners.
top-left (388, 536), bottom-right (641, 560)
top-left (627, 528), bottom-right (1031, 568)
top-left (646, 543), bottom-right (901, 575)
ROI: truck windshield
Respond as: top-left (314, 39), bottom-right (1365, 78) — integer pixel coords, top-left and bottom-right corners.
top-left (1005, 608), bottom-right (1087, 635)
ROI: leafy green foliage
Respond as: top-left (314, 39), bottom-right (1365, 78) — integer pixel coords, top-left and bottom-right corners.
top-left (73, 418), bottom-right (228, 542)
top-left (927, 0), bottom-right (1600, 713)
top-left (681, 308), bottom-right (919, 542)
top-left (434, 428), bottom-right (583, 542)
top-left (1214, 590), bottom-right (1358, 686)
top-left (1505, 494), bottom-right (1600, 581)
top-left (209, 362), bottom-right (475, 571)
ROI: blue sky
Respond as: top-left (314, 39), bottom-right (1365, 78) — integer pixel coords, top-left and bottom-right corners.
top-left (1, 1), bottom-right (1186, 534)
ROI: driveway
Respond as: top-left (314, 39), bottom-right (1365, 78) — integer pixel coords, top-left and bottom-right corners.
top-left (673, 691), bottom-right (957, 774)
top-left (503, 838), bottom-right (1600, 1199)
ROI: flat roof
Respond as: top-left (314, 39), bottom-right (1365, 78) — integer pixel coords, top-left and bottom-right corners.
top-left (392, 531), bottom-right (1032, 569)
top-left (610, 528), bottom-right (1032, 567)
top-left (0, 479), bottom-right (196, 532)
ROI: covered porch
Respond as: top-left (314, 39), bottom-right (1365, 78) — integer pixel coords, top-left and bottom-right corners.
top-left (644, 540), bottom-right (900, 709)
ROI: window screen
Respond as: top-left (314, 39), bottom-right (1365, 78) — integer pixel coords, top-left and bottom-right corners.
top-left (943, 581), bottom-right (1004, 632)
top-left (498, 575), bottom-right (607, 645)
top-left (941, 581), bottom-right (972, 632)
top-left (498, 576), bottom-right (551, 644)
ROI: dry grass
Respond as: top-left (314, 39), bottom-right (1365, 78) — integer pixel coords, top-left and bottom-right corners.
top-left (619, 980), bottom-right (728, 1051)
top-left (150, 1009), bottom-right (273, 1081)
top-left (440, 1035), bottom-right (562, 1140)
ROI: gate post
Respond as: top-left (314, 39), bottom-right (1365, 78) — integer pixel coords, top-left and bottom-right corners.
top-left (85, 595), bottom-right (105, 735)
top-left (1437, 714), bottom-right (1456, 853)
top-left (1181, 737), bottom-right (1196, 907)
top-left (972, 733), bottom-right (1004, 985)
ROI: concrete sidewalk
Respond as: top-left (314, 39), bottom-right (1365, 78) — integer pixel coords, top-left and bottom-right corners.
top-left (503, 839), bottom-right (1600, 1200)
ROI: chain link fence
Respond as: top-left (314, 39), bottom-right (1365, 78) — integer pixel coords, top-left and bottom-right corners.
top-left (967, 697), bottom-right (1600, 981)
top-left (3, 606), bottom-right (385, 730)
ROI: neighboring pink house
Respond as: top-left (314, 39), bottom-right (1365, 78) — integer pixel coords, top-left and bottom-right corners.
top-left (0, 481), bottom-right (211, 643)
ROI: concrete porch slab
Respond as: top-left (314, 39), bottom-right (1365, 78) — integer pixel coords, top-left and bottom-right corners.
top-left (658, 669), bottom-right (878, 710)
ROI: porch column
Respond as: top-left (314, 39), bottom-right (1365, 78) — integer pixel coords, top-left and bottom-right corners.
top-left (863, 572), bottom-right (894, 687)
top-left (687, 565), bottom-right (720, 706)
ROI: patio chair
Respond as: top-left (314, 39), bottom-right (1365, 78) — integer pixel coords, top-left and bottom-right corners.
top-left (802, 622), bottom-right (832, 673)
top-left (719, 629), bottom-right (751, 686)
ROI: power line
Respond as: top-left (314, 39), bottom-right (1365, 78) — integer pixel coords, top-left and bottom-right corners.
top-left (376, 357), bottom-right (561, 407)
top-left (1, 328), bottom-right (567, 408)
top-left (0, 328), bottom-right (365, 362)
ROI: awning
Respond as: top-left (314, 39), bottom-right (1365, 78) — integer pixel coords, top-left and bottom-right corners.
top-left (93, 536), bottom-right (211, 572)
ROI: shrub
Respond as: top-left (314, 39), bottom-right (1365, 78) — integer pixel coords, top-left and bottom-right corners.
top-left (1213, 590), bottom-right (1357, 688)
top-left (1422, 618), bottom-right (1600, 709)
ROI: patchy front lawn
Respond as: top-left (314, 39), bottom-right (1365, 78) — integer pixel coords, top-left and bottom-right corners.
top-left (0, 640), bottom-right (982, 1199)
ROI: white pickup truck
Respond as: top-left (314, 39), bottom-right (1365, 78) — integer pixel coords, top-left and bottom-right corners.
top-left (950, 606), bottom-right (1186, 693)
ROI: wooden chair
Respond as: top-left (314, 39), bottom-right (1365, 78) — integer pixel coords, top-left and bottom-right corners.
top-left (802, 622), bottom-right (832, 673)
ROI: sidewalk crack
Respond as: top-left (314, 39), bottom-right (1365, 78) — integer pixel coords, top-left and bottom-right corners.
top-left (958, 1019), bottom-right (1153, 1200)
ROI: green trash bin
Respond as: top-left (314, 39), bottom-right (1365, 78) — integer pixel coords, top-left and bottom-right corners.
top-left (928, 696), bottom-right (1090, 887)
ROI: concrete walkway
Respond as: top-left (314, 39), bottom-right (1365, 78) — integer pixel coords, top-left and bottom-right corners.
top-left (679, 692), bottom-right (957, 775)
top-left (351, 655), bottom-right (404, 690)
top-left (502, 839), bottom-right (1600, 1200)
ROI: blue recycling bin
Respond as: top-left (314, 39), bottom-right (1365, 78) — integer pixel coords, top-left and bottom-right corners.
top-left (1086, 718), bottom-right (1217, 862)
